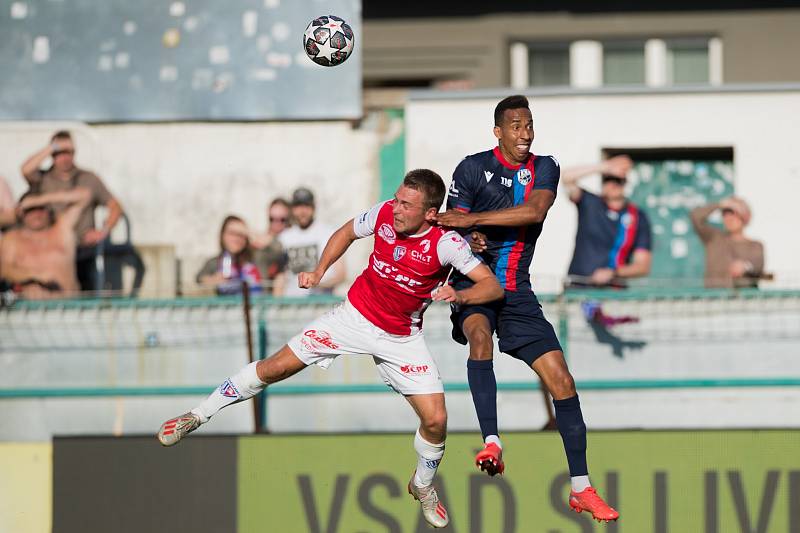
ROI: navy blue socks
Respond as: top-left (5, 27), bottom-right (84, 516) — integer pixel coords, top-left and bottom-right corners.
top-left (553, 394), bottom-right (588, 477)
top-left (467, 359), bottom-right (498, 440)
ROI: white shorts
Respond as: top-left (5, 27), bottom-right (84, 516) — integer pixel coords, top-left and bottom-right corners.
top-left (287, 299), bottom-right (443, 395)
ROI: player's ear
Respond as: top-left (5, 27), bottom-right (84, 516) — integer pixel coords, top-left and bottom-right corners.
top-left (493, 125), bottom-right (502, 139)
top-left (424, 207), bottom-right (438, 222)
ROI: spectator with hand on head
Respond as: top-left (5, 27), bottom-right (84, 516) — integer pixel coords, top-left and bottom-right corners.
top-left (561, 155), bottom-right (652, 288)
top-left (0, 188), bottom-right (90, 299)
top-left (690, 196), bottom-right (764, 288)
top-left (21, 130), bottom-right (124, 290)
top-left (0, 176), bottom-right (15, 229)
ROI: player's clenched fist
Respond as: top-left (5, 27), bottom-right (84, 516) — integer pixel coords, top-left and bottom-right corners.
top-left (298, 271), bottom-right (321, 289)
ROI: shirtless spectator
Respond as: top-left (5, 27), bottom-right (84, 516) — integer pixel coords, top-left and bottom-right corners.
top-left (0, 176), bottom-right (15, 229)
top-left (0, 188), bottom-right (90, 299)
top-left (21, 130), bottom-right (123, 290)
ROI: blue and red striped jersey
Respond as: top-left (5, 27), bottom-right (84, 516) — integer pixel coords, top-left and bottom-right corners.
top-left (446, 147), bottom-right (559, 291)
top-left (567, 189), bottom-right (652, 277)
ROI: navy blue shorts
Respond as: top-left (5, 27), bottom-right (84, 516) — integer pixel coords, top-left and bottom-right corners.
top-left (450, 289), bottom-right (562, 366)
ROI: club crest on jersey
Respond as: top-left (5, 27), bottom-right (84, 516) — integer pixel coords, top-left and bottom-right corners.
top-left (219, 380), bottom-right (239, 398)
top-left (517, 168), bottom-right (532, 185)
top-left (377, 223), bottom-right (396, 244)
top-left (393, 245), bottom-right (407, 261)
top-left (420, 239), bottom-right (431, 253)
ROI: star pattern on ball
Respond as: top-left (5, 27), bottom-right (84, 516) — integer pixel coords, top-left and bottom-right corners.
top-left (324, 18), bottom-right (345, 35)
top-left (314, 34), bottom-right (338, 62)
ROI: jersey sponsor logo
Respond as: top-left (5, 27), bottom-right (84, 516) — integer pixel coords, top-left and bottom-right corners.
top-left (411, 250), bottom-right (431, 264)
top-left (517, 168), bottom-right (532, 185)
top-left (420, 239), bottom-right (431, 253)
top-left (377, 223), bottom-right (396, 244)
top-left (484, 171), bottom-right (494, 182)
top-left (219, 380), bottom-right (239, 398)
top-left (448, 182), bottom-right (459, 197)
top-left (393, 245), bottom-right (407, 261)
top-left (400, 364), bottom-right (430, 375)
top-left (500, 176), bottom-right (513, 187)
top-left (302, 329), bottom-right (340, 350)
top-left (372, 257), bottom-right (424, 291)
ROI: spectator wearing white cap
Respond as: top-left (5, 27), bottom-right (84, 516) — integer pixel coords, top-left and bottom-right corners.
top-left (275, 187), bottom-right (346, 297)
top-left (690, 197), bottom-right (764, 288)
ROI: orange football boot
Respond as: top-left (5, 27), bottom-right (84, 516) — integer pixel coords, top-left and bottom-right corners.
top-left (569, 487), bottom-right (620, 522)
top-left (474, 442), bottom-right (505, 476)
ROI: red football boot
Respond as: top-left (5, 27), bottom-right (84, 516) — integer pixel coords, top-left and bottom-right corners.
top-left (474, 442), bottom-right (505, 476)
top-left (569, 487), bottom-right (620, 522)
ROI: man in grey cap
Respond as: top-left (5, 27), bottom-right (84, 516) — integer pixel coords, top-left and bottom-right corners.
top-left (275, 187), bottom-right (346, 297)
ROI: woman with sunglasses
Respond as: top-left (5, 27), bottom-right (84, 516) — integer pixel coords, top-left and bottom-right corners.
top-left (251, 198), bottom-right (290, 295)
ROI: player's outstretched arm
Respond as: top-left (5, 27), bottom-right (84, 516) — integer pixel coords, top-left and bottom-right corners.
top-left (298, 219), bottom-right (358, 289)
top-left (436, 189), bottom-right (556, 228)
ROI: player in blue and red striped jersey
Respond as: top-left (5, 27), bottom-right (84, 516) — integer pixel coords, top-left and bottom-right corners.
top-left (437, 95), bottom-right (619, 523)
top-left (561, 155), bottom-right (652, 288)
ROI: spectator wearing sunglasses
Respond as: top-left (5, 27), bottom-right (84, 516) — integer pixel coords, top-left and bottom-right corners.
top-left (562, 155), bottom-right (652, 288)
top-left (20, 130), bottom-right (124, 291)
top-left (690, 197), bottom-right (763, 288)
top-left (252, 197), bottom-right (290, 294)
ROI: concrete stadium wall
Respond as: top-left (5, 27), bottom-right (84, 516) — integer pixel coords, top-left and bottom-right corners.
top-left (406, 86), bottom-right (800, 293)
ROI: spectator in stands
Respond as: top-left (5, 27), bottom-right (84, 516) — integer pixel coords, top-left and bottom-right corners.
top-left (0, 176), bottom-right (15, 229)
top-left (0, 189), bottom-right (90, 299)
top-left (562, 155), bottom-right (652, 287)
top-left (197, 215), bottom-right (263, 295)
top-left (690, 197), bottom-right (764, 288)
top-left (20, 130), bottom-right (124, 291)
top-left (276, 187), bottom-right (345, 297)
top-left (252, 198), bottom-right (290, 295)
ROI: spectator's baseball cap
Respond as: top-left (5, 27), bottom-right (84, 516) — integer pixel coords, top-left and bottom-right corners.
top-left (291, 187), bottom-right (315, 207)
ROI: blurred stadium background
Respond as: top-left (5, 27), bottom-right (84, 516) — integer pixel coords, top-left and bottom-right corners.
top-left (1, 1), bottom-right (800, 532)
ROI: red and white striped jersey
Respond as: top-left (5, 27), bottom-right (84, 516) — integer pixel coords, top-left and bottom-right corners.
top-left (347, 200), bottom-right (480, 335)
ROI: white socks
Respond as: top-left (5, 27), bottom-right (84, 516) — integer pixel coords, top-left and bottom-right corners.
top-left (484, 434), bottom-right (503, 449)
top-left (571, 475), bottom-right (591, 492)
top-left (413, 429), bottom-right (445, 488)
top-left (192, 361), bottom-right (266, 423)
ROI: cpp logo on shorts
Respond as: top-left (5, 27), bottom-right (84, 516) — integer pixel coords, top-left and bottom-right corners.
top-left (517, 168), bottom-right (532, 185)
top-left (394, 246), bottom-right (407, 261)
top-left (378, 223), bottom-right (396, 244)
top-left (219, 380), bottom-right (239, 398)
top-left (302, 329), bottom-right (340, 350)
top-left (400, 364), bottom-right (430, 375)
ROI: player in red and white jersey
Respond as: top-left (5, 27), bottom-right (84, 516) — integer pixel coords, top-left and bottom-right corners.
top-left (157, 169), bottom-right (502, 529)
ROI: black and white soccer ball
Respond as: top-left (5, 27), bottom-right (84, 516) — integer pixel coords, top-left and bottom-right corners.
top-left (303, 15), bottom-right (355, 67)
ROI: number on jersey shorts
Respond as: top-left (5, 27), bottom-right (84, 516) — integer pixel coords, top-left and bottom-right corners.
top-left (287, 299), bottom-right (444, 395)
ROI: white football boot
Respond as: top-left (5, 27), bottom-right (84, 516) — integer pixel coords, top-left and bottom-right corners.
top-left (407, 473), bottom-right (450, 528)
top-left (157, 412), bottom-right (201, 447)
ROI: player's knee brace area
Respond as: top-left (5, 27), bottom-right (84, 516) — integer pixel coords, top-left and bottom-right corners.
top-left (550, 373), bottom-right (577, 398)
top-left (421, 413), bottom-right (448, 440)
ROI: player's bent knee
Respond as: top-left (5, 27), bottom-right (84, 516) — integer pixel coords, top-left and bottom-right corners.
top-left (550, 372), bottom-right (577, 399)
top-left (421, 411), bottom-right (448, 441)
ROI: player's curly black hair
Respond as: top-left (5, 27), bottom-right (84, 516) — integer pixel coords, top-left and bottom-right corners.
top-left (494, 94), bottom-right (530, 126)
top-left (403, 169), bottom-right (445, 211)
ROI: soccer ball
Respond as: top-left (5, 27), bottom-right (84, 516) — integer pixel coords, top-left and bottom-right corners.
top-left (303, 15), bottom-right (355, 67)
